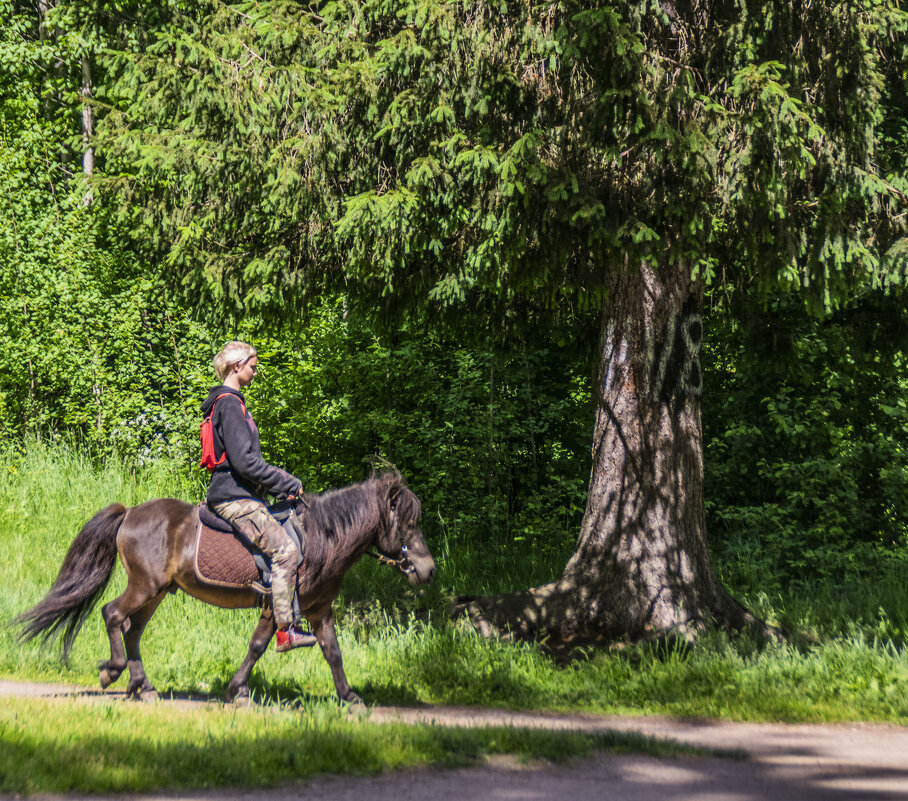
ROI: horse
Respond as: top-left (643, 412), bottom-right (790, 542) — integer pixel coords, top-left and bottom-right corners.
top-left (15, 472), bottom-right (434, 705)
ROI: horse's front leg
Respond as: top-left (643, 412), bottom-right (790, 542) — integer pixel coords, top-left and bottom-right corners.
top-left (227, 606), bottom-right (277, 705)
top-left (313, 612), bottom-right (361, 704)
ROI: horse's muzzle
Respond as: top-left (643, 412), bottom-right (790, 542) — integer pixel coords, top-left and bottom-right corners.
top-left (406, 554), bottom-right (435, 585)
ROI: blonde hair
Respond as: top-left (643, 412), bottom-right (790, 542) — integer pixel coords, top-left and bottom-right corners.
top-left (213, 341), bottom-right (256, 382)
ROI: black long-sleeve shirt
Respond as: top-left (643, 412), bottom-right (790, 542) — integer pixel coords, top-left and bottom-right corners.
top-left (201, 386), bottom-right (300, 505)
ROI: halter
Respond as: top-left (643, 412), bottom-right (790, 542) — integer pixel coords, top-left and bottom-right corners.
top-left (365, 545), bottom-right (414, 576)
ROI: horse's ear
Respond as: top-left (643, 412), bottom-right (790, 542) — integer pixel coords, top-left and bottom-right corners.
top-left (379, 470), bottom-right (406, 515)
top-left (386, 472), bottom-right (407, 510)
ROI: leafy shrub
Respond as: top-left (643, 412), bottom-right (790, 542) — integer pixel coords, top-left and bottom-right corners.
top-left (703, 296), bottom-right (908, 588)
top-left (247, 300), bottom-right (590, 573)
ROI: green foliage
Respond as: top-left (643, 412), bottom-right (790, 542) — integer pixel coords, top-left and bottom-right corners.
top-left (94, 0), bottom-right (907, 324)
top-left (0, 171), bottom-right (214, 459)
top-left (711, 2), bottom-right (908, 304)
top-left (243, 298), bottom-right (589, 572)
top-left (0, 1), bottom-right (219, 461)
top-left (704, 293), bottom-right (908, 587)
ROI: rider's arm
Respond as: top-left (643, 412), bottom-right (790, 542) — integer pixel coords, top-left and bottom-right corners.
top-left (217, 396), bottom-right (301, 497)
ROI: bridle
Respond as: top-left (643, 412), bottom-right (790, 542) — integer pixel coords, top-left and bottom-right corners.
top-left (365, 499), bottom-right (417, 576)
top-left (365, 544), bottom-right (414, 576)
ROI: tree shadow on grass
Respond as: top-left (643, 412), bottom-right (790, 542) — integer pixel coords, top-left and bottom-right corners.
top-left (3, 706), bottom-right (907, 801)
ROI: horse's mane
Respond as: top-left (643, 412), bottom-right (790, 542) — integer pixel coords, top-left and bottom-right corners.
top-left (295, 471), bottom-right (419, 581)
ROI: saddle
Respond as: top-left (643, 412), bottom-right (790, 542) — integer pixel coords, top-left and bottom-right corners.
top-left (193, 502), bottom-right (306, 597)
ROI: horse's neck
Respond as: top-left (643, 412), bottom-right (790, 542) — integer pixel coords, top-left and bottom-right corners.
top-left (329, 517), bottom-right (377, 565)
top-left (304, 486), bottom-right (381, 580)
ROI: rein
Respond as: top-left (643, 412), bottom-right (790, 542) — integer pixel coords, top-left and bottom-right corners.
top-left (365, 545), bottom-right (414, 575)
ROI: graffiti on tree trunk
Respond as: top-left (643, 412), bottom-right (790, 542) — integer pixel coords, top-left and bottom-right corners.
top-left (601, 297), bottom-right (702, 406)
top-left (649, 296), bottom-right (702, 404)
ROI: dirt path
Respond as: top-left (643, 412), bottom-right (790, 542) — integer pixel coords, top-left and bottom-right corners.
top-left (2, 679), bottom-right (907, 801)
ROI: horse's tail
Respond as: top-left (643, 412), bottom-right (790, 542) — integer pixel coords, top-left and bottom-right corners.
top-left (15, 503), bottom-right (127, 659)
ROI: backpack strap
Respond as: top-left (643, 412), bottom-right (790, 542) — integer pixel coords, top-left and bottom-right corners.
top-left (209, 392), bottom-right (246, 419)
top-left (208, 393), bottom-right (249, 465)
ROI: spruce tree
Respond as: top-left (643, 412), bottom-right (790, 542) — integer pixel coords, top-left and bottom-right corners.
top-left (96, 0), bottom-right (908, 645)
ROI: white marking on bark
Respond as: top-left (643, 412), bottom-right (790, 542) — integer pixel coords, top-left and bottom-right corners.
top-left (603, 331), bottom-right (629, 395)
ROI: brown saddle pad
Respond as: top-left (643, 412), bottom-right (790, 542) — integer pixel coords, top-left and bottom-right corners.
top-left (194, 507), bottom-right (261, 590)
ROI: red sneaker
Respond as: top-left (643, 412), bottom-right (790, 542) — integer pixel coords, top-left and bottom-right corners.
top-left (275, 624), bottom-right (317, 652)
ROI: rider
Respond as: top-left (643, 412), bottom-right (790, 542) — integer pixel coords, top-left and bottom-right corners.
top-left (202, 340), bottom-right (316, 652)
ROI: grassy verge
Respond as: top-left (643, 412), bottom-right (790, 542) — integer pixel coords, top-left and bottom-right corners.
top-left (1, 442), bottom-right (907, 727)
top-left (0, 696), bottom-right (713, 794)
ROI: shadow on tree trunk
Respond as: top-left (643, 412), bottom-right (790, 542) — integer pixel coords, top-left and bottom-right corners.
top-left (451, 261), bottom-right (784, 652)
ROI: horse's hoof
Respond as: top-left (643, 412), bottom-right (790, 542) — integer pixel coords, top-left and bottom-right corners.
top-left (99, 669), bottom-right (115, 689)
top-left (229, 686), bottom-right (250, 707)
top-left (342, 692), bottom-right (363, 706)
top-left (140, 690), bottom-right (160, 703)
top-left (345, 700), bottom-right (368, 718)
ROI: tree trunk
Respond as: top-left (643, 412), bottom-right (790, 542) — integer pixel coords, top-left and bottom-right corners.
top-left (453, 259), bottom-right (768, 647)
top-left (80, 56), bottom-right (94, 203)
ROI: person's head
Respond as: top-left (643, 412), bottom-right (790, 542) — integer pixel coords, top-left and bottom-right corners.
top-left (213, 341), bottom-right (257, 384)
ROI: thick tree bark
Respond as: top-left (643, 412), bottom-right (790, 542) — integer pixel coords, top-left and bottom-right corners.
top-left (454, 260), bottom-right (769, 646)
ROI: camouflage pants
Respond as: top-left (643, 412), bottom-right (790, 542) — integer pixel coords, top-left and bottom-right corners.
top-left (211, 499), bottom-right (299, 629)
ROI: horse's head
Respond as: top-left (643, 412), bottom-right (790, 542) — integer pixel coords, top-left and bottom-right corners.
top-left (377, 476), bottom-right (435, 586)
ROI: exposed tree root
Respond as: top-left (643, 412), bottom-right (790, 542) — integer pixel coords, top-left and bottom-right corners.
top-left (710, 586), bottom-right (787, 644)
top-left (451, 582), bottom-right (576, 643)
top-left (451, 581), bottom-right (787, 658)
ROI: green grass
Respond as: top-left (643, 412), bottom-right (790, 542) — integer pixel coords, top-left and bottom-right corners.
top-left (1, 441), bottom-right (907, 733)
top-left (0, 695), bottom-right (714, 795)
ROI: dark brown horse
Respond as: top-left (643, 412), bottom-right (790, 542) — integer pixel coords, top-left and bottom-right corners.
top-left (16, 472), bottom-right (434, 704)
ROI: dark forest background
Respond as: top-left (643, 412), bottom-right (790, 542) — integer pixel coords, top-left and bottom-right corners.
top-left (2, 0), bottom-right (906, 599)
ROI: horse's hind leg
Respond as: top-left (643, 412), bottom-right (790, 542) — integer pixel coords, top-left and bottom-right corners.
top-left (98, 581), bottom-right (162, 690)
top-left (226, 606), bottom-right (277, 705)
top-left (123, 591), bottom-right (167, 701)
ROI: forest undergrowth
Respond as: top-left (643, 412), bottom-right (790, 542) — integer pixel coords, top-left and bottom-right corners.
top-left (1, 442), bottom-right (906, 726)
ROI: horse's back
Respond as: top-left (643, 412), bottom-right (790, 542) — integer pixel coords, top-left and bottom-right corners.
top-left (126, 496), bottom-right (195, 516)
top-left (122, 497), bottom-right (195, 533)
top-left (119, 498), bottom-right (197, 581)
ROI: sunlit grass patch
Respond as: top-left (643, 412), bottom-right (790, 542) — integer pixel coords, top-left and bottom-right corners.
top-left (0, 696), bottom-right (709, 794)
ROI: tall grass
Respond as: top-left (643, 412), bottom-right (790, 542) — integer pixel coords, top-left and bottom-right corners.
top-left (1, 442), bottom-right (906, 724)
